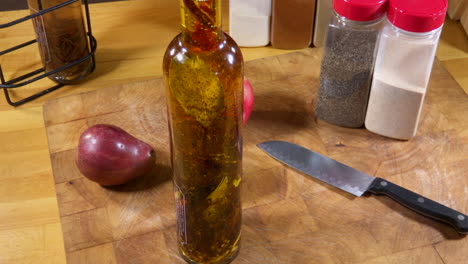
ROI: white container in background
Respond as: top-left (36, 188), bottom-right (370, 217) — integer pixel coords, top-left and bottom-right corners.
top-left (365, 0), bottom-right (448, 140)
top-left (313, 0), bottom-right (332, 47)
top-left (229, 0), bottom-right (271, 47)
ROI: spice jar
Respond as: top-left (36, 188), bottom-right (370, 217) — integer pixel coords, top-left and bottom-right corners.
top-left (365, 0), bottom-right (447, 140)
top-left (28, 0), bottom-right (93, 84)
top-left (315, 0), bottom-right (387, 128)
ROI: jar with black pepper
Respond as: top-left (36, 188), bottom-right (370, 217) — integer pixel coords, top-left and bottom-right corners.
top-left (315, 0), bottom-right (387, 128)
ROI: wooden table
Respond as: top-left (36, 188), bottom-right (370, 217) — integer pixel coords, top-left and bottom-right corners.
top-left (0, 1), bottom-right (467, 263)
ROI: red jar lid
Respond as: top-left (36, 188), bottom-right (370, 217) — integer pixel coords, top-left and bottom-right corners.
top-left (333, 0), bottom-right (388, 22)
top-left (387, 0), bottom-right (447, 32)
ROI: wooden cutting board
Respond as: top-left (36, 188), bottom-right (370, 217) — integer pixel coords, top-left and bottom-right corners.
top-left (44, 49), bottom-right (468, 264)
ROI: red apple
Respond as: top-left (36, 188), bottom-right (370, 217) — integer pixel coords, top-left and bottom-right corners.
top-left (75, 124), bottom-right (156, 186)
top-left (243, 78), bottom-right (254, 124)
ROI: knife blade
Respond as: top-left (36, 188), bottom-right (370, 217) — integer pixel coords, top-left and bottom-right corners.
top-left (258, 140), bottom-right (468, 234)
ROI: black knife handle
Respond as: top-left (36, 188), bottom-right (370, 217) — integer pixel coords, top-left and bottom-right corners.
top-left (368, 177), bottom-right (468, 234)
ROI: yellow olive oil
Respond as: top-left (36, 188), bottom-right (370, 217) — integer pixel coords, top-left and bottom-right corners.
top-left (162, 0), bottom-right (243, 263)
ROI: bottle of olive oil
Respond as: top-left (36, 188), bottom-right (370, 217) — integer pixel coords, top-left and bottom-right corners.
top-left (162, 0), bottom-right (243, 263)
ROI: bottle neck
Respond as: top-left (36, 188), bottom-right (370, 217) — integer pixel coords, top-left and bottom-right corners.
top-left (180, 0), bottom-right (223, 50)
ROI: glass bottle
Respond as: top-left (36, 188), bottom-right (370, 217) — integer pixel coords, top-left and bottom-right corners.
top-left (163, 0), bottom-right (243, 263)
top-left (27, 0), bottom-right (93, 84)
top-left (315, 0), bottom-right (387, 128)
top-left (365, 0), bottom-right (447, 140)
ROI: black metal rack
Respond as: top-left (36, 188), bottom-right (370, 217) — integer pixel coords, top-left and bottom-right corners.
top-left (0, 0), bottom-right (97, 107)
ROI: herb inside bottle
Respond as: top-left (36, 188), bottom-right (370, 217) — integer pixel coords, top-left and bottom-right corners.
top-left (163, 0), bottom-right (244, 263)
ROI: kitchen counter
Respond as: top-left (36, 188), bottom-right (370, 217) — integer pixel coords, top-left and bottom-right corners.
top-left (0, 0), bottom-right (467, 263)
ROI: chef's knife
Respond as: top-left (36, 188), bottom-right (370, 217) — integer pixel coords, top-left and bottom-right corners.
top-left (258, 140), bottom-right (468, 234)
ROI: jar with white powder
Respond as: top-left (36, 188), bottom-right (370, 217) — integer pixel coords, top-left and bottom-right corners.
top-left (365, 0), bottom-right (448, 140)
top-left (315, 0), bottom-right (387, 128)
top-left (229, 0), bottom-right (271, 47)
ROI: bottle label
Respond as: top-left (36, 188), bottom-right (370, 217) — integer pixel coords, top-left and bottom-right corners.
top-left (30, 7), bottom-right (52, 64)
top-left (174, 184), bottom-right (188, 245)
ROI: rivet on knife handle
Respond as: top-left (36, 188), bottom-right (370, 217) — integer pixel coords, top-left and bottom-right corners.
top-left (368, 178), bottom-right (468, 234)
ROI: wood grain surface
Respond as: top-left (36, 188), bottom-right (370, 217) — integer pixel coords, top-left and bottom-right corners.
top-left (43, 49), bottom-right (468, 263)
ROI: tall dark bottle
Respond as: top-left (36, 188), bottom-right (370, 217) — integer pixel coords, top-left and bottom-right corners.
top-left (27, 0), bottom-right (93, 84)
top-left (163, 0), bottom-right (244, 263)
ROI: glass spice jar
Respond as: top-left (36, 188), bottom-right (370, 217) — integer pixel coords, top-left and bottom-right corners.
top-left (315, 0), bottom-right (387, 128)
top-left (163, 0), bottom-right (244, 263)
top-left (27, 0), bottom-right (93, 84)
top-left (365, 0), bottom-right (447, 140)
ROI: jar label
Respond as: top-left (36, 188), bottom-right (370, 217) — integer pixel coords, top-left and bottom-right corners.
top-left (174, 183), bottom-right (188, 245)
